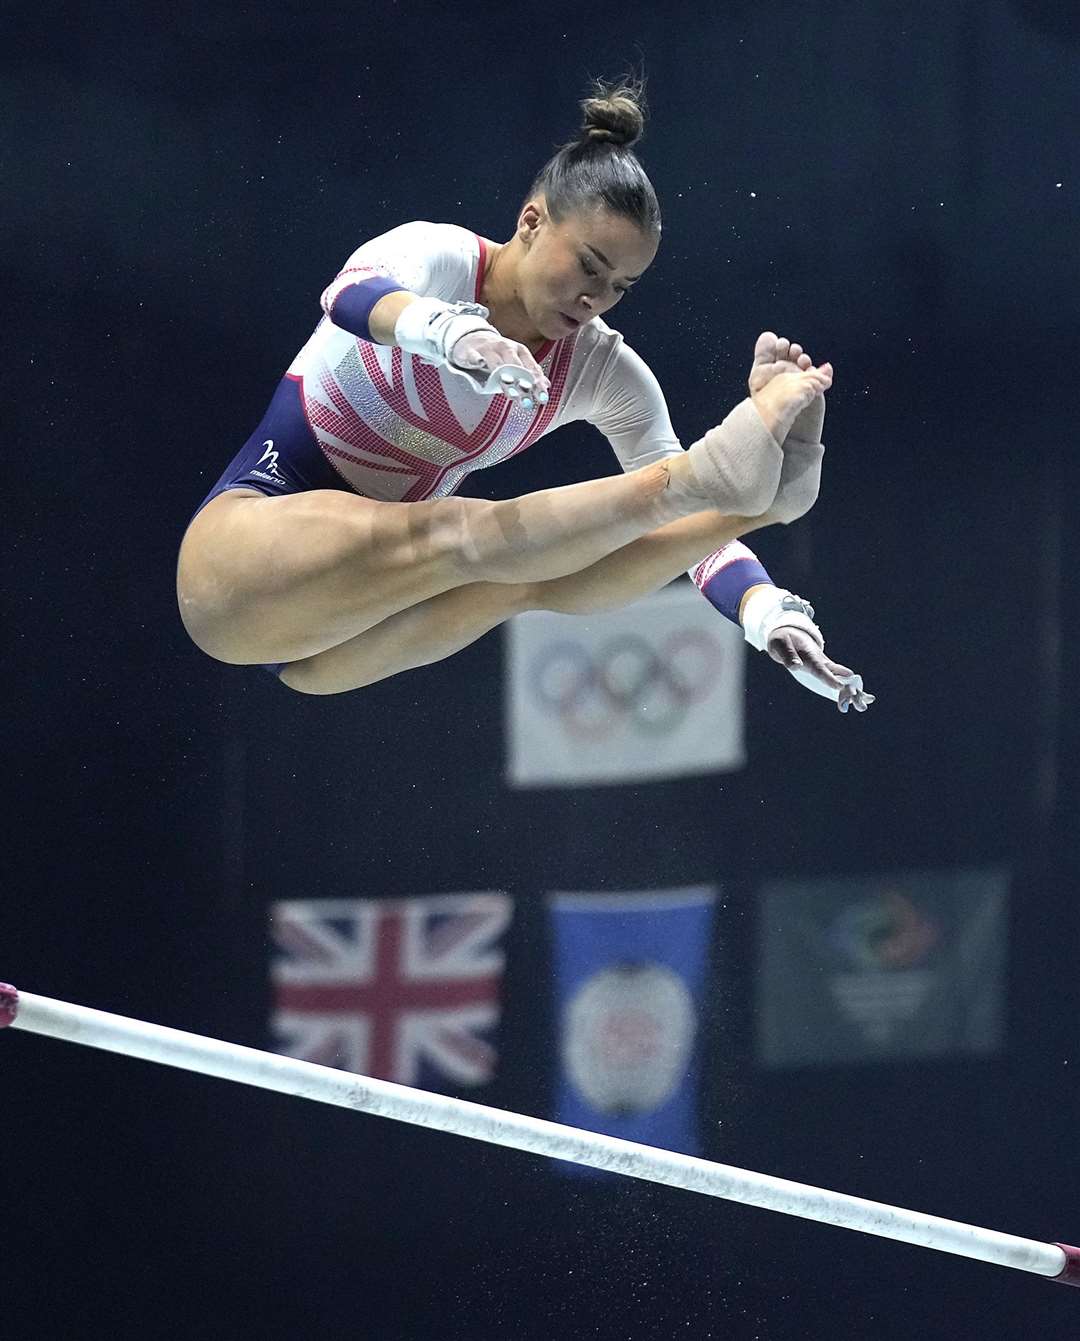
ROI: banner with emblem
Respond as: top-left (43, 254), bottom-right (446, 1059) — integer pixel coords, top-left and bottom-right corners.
top-left (269, 892), bottom-right (512, 1091)
top-left (755, 868), bottom-right (1009, 1068)
top-left (547, 886), bottom-right (717, 1171)
top-left (504, 580), bottom-right (745, 788)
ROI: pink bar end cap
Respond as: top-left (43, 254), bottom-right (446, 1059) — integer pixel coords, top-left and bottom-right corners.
top-left (0, 983), bottom-right (18, 1029)
top-left (1052, 1244), bottom-right (1080, 1287)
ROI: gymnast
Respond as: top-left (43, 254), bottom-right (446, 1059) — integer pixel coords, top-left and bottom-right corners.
top-left (177, 79), bottom-right (872, 711)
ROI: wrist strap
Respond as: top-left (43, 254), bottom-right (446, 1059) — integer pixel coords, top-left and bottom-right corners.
top-left (393, 298), bottom-right (493, 365)
top-left (741, 587), bottom-right (822, 652)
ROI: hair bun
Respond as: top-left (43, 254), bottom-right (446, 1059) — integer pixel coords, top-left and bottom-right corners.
top-left (579, 78), bottom-right (646, 149)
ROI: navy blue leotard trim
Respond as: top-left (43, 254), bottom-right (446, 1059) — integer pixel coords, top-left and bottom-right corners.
top-left (193, 373), bottom-right (358, 681)
top-left (193, 373), bottom-right (354, 519)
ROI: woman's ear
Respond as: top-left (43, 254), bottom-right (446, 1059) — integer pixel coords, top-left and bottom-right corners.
top-left (517, 199), bottom-right (545, 247)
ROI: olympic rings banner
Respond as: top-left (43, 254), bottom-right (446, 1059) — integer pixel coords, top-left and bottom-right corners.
top-left (504, 581), bottom-right (745, 787)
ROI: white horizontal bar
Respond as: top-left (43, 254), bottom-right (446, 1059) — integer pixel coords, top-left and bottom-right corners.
top-left (3, 987), bottom-right (1073, 1283)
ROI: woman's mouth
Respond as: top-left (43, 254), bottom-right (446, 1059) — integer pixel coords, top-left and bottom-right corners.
top-left (558, 312), bottom-right (581, 329)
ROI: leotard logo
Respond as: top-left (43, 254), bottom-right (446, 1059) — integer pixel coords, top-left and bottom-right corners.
top-left (253, 439), bottom-right (287, 485)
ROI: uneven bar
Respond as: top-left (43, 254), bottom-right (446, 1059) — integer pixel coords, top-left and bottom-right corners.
top-left (2, 983), bottom-right (1077, 1286)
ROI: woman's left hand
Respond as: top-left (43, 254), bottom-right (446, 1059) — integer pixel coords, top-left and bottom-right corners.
top-left (766, 627), bottom-right (875, 713)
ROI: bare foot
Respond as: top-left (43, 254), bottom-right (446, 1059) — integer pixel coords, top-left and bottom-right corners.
top-left (748, 331), bottom-right (816, 393)
top-left (748, 331), bottom-right (832, 442)
top-left (663, 332), bottom-right (830, 518)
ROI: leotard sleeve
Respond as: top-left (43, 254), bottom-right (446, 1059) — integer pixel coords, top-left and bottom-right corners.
top-left (320, 221), bottom-right (476, 338)
top-left (586, 339), bottom-right (684, 471)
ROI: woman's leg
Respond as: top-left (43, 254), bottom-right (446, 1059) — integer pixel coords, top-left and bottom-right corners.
top-left (178, 364), bottom-right (827, 668)
top-left (179, 454), bottom-right (716, 667)
top-left (280, 508), bottom-right (751, 694)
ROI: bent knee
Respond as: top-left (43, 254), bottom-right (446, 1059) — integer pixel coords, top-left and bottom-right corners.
top-left (177, 585), bottom-right (266, 665)
top-left (277, 663), bottom-right (325, 694)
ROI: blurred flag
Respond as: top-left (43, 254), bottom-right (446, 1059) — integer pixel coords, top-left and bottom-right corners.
top-left (755, 868), bottom-right (1009, 1067)
top-left (270, 892), bottom-right (512, 1089)
top-left (548, 886), bottom-right (717, 1171)
top-left (505, 581), bottom-right (745, 788)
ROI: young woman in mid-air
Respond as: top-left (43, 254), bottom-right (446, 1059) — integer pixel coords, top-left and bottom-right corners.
top-left (177, 80), bottom-right (872, 713)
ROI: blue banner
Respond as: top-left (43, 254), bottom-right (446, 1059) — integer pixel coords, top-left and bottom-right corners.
top-left (548, 886), bottom-right (717, 1172)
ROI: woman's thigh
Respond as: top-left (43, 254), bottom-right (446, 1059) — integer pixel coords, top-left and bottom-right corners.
top-left (176, 486), bottom-right (473, 664)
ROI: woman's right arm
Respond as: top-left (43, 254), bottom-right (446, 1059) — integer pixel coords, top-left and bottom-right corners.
top-left (367, 289), bottom-right (423, 344)
top-left (317, 222), bottom-right (548, 402)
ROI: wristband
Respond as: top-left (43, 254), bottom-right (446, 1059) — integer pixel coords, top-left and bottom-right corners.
top-left (691, 544), bottom-right (772, 627)
top-left (325, 275), bottom-right (407, 341)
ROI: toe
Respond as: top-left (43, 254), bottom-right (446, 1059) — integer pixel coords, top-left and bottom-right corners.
top-left (775, 337), bottom-right (790, 359)
top-left (753, 331), bottom-right (779, 361)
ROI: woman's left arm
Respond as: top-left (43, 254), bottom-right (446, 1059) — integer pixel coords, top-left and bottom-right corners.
top-left (591, 341), bottom-right (874, 714)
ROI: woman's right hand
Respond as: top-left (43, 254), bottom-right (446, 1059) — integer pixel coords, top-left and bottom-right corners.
top-left (449, 330), bottom-right (550, 408)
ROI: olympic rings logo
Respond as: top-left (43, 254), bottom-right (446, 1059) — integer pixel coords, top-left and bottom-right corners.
top-left (527, 630), bottom-right (727, 739)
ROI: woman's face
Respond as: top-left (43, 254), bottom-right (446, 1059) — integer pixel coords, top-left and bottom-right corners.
top-left (518, 199), bottom-right (659, 340)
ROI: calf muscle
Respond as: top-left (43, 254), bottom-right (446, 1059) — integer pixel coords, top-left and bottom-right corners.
top-left (179, 459), bottom-right (723, 669)
top-left (279, 507), bottom-right (755, 696)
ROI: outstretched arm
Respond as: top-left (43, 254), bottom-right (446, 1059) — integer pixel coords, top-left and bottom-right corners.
top-left (591, 334), bottom-right (873, 713)
top-left (690, 547), bottom-right (873, 714)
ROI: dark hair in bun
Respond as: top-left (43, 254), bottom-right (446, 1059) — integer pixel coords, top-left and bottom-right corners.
top-left (579, 81), bottom-right (646, 148)
top-left (526, 75), bottom-right (661, 236)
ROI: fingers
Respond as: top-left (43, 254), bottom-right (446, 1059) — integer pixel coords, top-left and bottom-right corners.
top-left (493, 343), bottom-right (548, 404)
top-left (800, 652), bottom-right (874, 714)
top-left (836, 674), bottom-right (858, 712)
top-left (487, 349), bottom-right (550, 408)
top-left (497, 369), bottom-right (548, 410)
top-left (514, 347), bottom-right (550, 405)
top-left (768, 630), bottom-right (876, 715)
top-left (794, 643), bottom-right (846, 688)
top-left (483, 360), bottom-right (549, 408)
top-left (828, 667), bottom-right (873, 714)
top-left (768, 627), bottom-right (875, 715)
top-left (451, 333), bottom-right (551, 406)
top-left (837, 674), bottom-right (875, 714)
top-left (766, 632), bottom-right (826, 674)
top-left (769, 635), bottom-right (850, 688)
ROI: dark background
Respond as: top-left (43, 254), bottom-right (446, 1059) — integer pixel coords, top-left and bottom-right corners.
top-left (3, 2), bottom-right (1079, 1337)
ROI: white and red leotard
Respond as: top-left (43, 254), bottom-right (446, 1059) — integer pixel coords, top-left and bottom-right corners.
top-left (198, 220), bottom-right (775, 625)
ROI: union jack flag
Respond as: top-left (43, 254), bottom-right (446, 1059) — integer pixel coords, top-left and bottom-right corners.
top-left (270, 893), bottom-right (513, 1088)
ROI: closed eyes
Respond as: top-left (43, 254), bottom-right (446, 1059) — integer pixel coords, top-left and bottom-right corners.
top-left (581, 257), bottom-right (630, 296)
